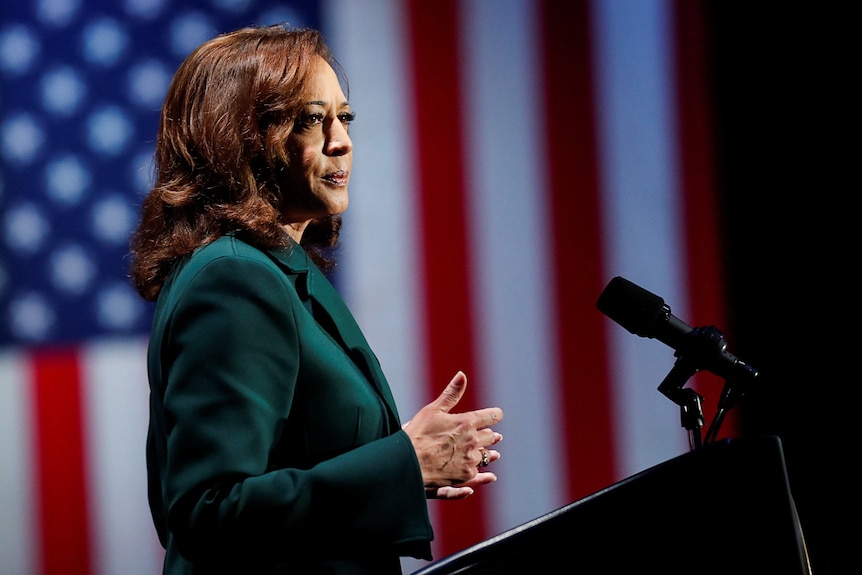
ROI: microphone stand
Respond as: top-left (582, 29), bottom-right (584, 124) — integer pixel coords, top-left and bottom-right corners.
top-left (658, 355), bottom-right (705, 451)
top-left (657, 326), bottom-right (748, 451)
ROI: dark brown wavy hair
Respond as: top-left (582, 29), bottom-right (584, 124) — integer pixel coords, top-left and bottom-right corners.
top-left (129, 24), bottom-right (345, 301)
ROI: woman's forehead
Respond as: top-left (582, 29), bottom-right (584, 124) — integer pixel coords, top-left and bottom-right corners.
top-left (301, 57), bottom-right (348, 102)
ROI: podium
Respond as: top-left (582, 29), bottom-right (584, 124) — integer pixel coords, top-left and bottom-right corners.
top-left (413, 436), bottom-right (810, 574)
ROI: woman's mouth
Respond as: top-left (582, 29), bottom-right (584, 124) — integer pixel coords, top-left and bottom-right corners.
top-left (322, 170), bottom-right (349, 186)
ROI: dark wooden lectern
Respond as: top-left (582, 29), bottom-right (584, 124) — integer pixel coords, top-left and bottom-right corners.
top-left (414, 436), bottom-right (810, 574)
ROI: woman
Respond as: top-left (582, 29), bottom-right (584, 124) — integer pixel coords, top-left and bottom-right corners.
top-left (129, 24), bottom-right (503, 574)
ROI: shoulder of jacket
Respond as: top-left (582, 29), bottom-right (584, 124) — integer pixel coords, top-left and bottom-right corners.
top-left (171, 236), bottom-right (281, 284)
top-left (196, 235), bottom-right (269, 260)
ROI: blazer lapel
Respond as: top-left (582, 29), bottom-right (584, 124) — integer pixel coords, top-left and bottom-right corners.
top-left (266, 244), bottom-right (402, 426)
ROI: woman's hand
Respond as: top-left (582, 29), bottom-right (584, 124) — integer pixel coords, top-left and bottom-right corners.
top-left (425, 472), bottom-right (499, 500)
top-left (403, 371), bottom-right (503, 496)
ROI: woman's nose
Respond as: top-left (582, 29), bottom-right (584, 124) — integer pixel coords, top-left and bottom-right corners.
top-left (325, 121), bottom-right (352, 156)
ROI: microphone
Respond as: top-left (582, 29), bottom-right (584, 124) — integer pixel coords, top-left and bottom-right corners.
top-left (596, 276), bottom-right (758, 387)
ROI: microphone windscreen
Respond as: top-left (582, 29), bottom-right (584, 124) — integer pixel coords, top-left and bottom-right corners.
top-left (597, 276), bottom-right (667, 338)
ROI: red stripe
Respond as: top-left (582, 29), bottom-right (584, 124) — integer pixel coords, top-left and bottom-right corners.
top-left (538, 0), bottom-right (616, 499)
top-left (31, 347), bottom-right (92, 575)
top-left (672, 0), bottom-right (739, 438)
top-left (405, 0), bottom-right (488, 557)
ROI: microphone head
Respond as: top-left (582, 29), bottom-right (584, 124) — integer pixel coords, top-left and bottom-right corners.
top-left (597, 276), bottom-right (669, 338)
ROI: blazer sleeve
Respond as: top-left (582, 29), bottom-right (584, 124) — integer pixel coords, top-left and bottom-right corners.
top-left (156, 252), bottom-right (432, 563)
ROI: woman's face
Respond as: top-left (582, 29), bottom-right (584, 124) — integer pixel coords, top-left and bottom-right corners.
top-left (280, 56), bottom-right (353, 235)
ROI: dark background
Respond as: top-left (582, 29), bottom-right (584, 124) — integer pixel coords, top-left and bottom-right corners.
top-left (711, 4), bottom-right (856, 574)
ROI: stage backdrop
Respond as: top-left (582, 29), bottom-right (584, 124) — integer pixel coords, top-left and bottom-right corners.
top-left (1, 1), bottom-right (737, 574)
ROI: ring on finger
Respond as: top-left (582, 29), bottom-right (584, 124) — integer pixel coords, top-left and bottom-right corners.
top-left (480, 449), bottom-right (490, 467)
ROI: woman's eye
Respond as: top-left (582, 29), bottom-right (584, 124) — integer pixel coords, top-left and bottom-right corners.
top-left (297, 113), bottom-right (324, 129)
top-left (297, 111), bottom-right (354, 131)
top-left (305, 113), bottom-right (324, 126)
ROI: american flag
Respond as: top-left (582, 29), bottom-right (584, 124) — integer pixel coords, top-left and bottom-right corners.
top-left (1, 1), bottom-right (739, 573)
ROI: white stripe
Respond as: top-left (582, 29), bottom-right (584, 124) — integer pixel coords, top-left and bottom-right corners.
top-left (460, 0), bottom-right (568, 534)
top-left (324, 0), bottom-right (428, 420)
top-left (592, 0), bottom-right (690, 476)
top-left (82, 338), bottom-right (164, 575)
top-left (0, 350), bottom-right (38, 575)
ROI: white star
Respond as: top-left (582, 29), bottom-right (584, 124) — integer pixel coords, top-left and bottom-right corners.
top-left (50, 243), bottom-right (96, 296)
top-left (41, 66), bottom-right (88, 116)
top-left (0, 24), bottom-right (40, 76)
top-left (82, 17), bottom-right (129, 67)
top-left (36, 0), bottom-right (81, 28)
top-left (97, 282), bottom-right (145, 330)
top-left (1, 113), bottom-right (45, 165)
top-left (9, 292), bottom-right (56, 342)
top-left (45, 154), bottom-right (92, 206)
top-left (3, 203), bottom-right (50, 255)
top-left (87, 106), bottom-right (134, 156)
top-left (92, 194), bottom-right (136, 244)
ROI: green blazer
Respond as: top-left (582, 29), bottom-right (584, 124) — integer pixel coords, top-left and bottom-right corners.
top-left (146, 234), bottom-right (433, 574)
